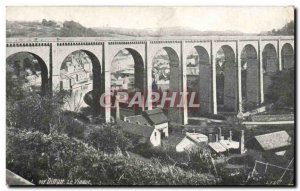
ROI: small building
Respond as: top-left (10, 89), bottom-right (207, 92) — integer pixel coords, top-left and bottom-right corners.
top-left (176, 133), bottom-right (208, 152)
top-left (245, 131), bottom-right (292, 156)
top-left (208, 140), bottom-right (240, 154)
top-left (121, 108), bottom-right (169, 147)
top-left (208, 128), bottom-right (245, 155)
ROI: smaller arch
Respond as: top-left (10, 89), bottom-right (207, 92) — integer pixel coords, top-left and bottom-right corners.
top-left (262, 43), bottom-right (278, 73)
top-left (241, 44), bottom-right (257, 60)
top-left (281, 43), bottom-right (294, 69)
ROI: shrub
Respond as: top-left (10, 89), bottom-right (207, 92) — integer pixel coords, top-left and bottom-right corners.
top-left (265, 69), bottom-right (294, 108)
top-left (132, 144), bottom-right (216, 174)
top-left (86, 125), bottom-right (134, 154)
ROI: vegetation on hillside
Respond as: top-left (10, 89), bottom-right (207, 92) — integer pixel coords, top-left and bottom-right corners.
top-left (6, 67), bottom-right (219, 185)
top-left (7, 127), bottom-right (219, 185)
top-left (7, 19), bottom-right (250, 38)
top-left (7, 19), bottom-right (98, 37)
top-left (261, 21), bottom-right (294, 36)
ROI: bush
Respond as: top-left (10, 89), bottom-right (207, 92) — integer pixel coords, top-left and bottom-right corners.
top-left (132, 144), bottom-right (216, 174)
top-left (6, 91), bottom-right (68, 134)
top-left (86, 125), bottom-right (134, 154)
top-left (7, 127), bottom-right (219, 185)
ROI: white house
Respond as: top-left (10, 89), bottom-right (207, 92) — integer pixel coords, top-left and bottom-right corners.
top-left (121, 108), bottom-right (169, 147)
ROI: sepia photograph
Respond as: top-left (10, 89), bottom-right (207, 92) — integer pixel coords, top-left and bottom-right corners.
top-left (5, 6), bottom-right (295, 186)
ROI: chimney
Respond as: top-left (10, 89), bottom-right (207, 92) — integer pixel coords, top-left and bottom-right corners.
top-left (208, 134), bottom-right (214, 143)
top-left (218, 127), bottom-right (222, 140)
top-left (239, 130), bottom-right (245, 154)
top-left (215, 134), bottom-right (219, 142)
top-left (229, 130), bottom-right (232, 141)
top-left (115, 95), bottom-right (120, 121)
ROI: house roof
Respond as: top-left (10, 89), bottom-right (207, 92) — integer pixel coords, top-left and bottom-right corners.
top-left (208, 140), bottom-right (240, 154)
top-left (219, 140), bottom-right (240, 150)
top-left (125, 115), bottom-right (151, 126)
top-left (186, 133), bottom-right (208, 144)
top-left (208, 142), bottom-right (227, 153)
top-left (143, 108), bottom-right (169, 125)
top-left (248, 131), bottom-right (292, 151)
top-left (162, 133), bottom-right (186, 149)
top-left (120, 120), bottom-right (154, 137)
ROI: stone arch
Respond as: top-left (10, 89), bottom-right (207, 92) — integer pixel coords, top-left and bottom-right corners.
top-left (186, 46), bottom-right (211, 114)
top-left (60, 50), bottom-right (102, 112)
top-left (6, 51), bottom-right (49, 93)
top-left (240, 44), bottom-right (259, 110)
top-left (152, 46), bottom-right (181, 123)
top-left (110, 48), bottom-right (145, 115)
top-left (152, 47), bottom-right (180, 92)
top-left (262, 44), bottom-right (278, 99)
top-left (281, 43), bottom-right (294, 69)
top-left (216, 45), bottom-right (237, 112)
top-left (262, 43), bottom-right (278, 73)
top-left (111, 48), bottom-right (145, 92)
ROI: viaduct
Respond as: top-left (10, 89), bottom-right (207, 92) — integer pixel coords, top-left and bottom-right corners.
top-left (6, 36), bottom-right (295, 124)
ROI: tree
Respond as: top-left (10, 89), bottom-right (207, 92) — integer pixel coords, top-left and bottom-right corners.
top-left (60, 21), bottom-right (98, 37)
top-left (267, 21), bottom-right (294, 35)
top-left (265, 69), bottom-right (294, 109)
top-left (7, 90), bottom-right (68, 134)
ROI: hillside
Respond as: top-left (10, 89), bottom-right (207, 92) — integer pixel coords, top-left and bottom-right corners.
top-left (7, 20), bottom-right (252, 38)
top-left (92, 26), bottom-right (251, 37)
top-left (7, 19), bottom-right (294, 38)
top-left (6, 20), bottom-right (99, 38)
top-left (259, 21), bottom-right (294, 36)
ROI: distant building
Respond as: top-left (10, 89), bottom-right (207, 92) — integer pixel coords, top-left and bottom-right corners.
top-left (187, 55), bottom-right (199, 67)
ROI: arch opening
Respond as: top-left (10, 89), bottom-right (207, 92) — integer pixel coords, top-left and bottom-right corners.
top-left (216, 45), bottom-right (237, 112)
top-left (60, 50), bottom-right (101, 113)
top-left (262, 44), bottom-right (278, 99)
top-left (6, 52), bottom-right (48, 95)
top-left (240, 44), bottom-right (259, 111)
top-left (186, 46), bottom-right (210, 115)
top-left (281, 43), bottom-right (294, 70)
top-left (110, 48), bottom-right (145, 116)
top-left (152, 47), bottom-right (181, 123)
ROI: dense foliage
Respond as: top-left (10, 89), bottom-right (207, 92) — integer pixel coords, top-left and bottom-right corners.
top-left (7, 127), bottom-right (219, 185)
top-left (7, 90), bottom-right (68, 134)
top-left (86, 125), bottom-right (133, 154)
top-left (265, 21), bottom-right (294, 36)
top-left (265, 69), bottom-right (294, 109)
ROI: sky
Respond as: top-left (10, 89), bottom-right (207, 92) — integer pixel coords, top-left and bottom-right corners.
top-left (6, 6), bottom-right (294, 33)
